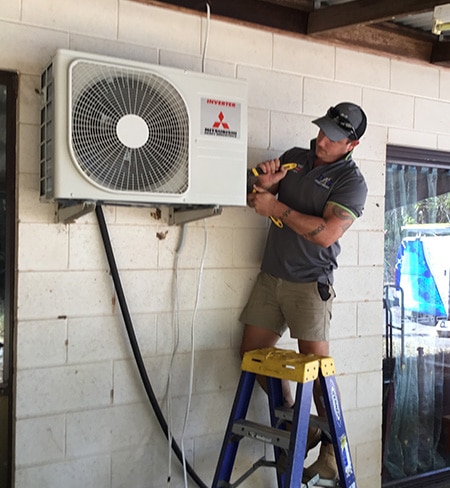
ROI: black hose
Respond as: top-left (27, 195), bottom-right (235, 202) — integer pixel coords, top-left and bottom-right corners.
top-left (95, 205), bottom-right (208, 488)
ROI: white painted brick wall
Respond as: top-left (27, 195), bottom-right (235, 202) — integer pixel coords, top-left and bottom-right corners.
top-left (204, 19), bottom-right (273, 69)
top-left (388, 127), bottom-right (438, 148)
top-left (119, 1), bottom-right (201, 55)
top-left (19, 224), bottom-right (69, 271)
top-left (358, 300), bottom-right (384, 337)
top-left (273, 34), bottom-right (335, 79)
top-left (391, 59), bottom-right (440, 98)
top-left (416, 97), bottom-right (450, 133)
top-left (440, 68), bottom-right (450, 99)
top-left (15, 415), bottom-right (66, 466)
top-left (330, 301), bottom-right (358, 340)
top-left (15, 456), bottom-right (112, 488)
top-left (438, 133), bottom-right (450, 150)
top-left (303, 77), bottom-right (362, 116)
top-left (16, 319), bottom-right (67, 368)
top-left (2, 0), bottom-right (20, 20)
top-left (237, 65), bottom-right (303, 113)
top-left (364, 88), bottom-right (415, 128)
top-left (65, 403), bottom-right (158, 457)
top-left (16, 362), bottom-right (113, 417)
top-left (271, 111), bottom-right (316, 151)
top-left (336, 47), bottom-right (391, 90)
top-left (22, 0), bottom-right (118, 38)
top-left (249, 107), bottom-right (270, 147)
top-left (18, 75), bottom-right (41, 125)
top-left (3, 1), bottom-right (450, 487)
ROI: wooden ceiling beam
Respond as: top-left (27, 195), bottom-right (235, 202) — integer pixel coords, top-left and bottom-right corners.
top-left (431, 40), bottom-right (450, 66)
top-left (138, 0), bottom-right (308, 34)
top-left (308, 0), bottom-right (450, 34)
top-left (315, 23), bottom-right (433, 62)
top-left (138, 0), bottom-right (450, 68)
top-left (259, 0), bottom-right (315, 11)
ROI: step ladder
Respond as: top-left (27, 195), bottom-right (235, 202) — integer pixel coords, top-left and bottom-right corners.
top-left (212, 348), bottom-right (357, 488)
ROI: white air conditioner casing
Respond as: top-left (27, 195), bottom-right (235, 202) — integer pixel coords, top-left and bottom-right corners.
top-left (40, 49), bottom-right (248, 207)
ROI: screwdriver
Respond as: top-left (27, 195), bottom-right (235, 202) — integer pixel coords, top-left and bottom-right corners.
top-left (249, 162), bottom-right (297, 178)
top-left (248, 162), bottom-right (297, 228)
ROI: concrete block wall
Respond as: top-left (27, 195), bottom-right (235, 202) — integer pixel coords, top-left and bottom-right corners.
top-left (3, 0), bottom-right (450, 486)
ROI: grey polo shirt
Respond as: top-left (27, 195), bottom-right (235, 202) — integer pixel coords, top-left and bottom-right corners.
top-left (260, 140), bottom-right (368, 284)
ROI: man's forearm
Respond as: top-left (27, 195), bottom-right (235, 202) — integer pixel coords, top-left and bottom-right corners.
top-left (272, 201), bottom-right (353, 248)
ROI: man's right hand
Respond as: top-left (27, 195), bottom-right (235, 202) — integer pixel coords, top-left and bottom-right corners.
top-left (254, 158), bottom-right (288, 192)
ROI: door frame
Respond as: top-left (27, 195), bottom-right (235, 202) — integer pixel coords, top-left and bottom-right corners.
top-left (0, 69), bottom-right (18, 488)
top-left (382, 144), bottom-right (450, 487)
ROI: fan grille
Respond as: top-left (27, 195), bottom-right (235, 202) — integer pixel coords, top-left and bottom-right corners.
top-left (70, 60), bottom-right (189, 194)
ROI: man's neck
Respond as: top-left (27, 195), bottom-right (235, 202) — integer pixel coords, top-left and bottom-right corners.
top-left (314, 158), bottom-right (330, 167)
top-left (314, 151), bottom-right (351, 168)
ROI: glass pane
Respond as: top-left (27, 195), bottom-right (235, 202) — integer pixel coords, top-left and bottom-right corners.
top-left (0, 83), bottom-right (6, 384)
top-left (383, 161), bottom-right (450, 483)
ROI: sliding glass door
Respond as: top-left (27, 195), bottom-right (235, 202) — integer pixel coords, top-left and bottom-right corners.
top-left (383, 146), bottom-right (450, 486)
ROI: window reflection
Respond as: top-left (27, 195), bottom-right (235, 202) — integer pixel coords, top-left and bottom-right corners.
top-left (383, 154), bottom-right (450, 484)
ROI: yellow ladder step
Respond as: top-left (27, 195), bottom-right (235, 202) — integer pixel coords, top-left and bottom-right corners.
top-left (241, 347), bottom-right (334, 384)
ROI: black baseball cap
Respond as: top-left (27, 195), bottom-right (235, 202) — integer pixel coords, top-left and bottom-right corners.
top-left (312, 102), bottom-right (367, 141)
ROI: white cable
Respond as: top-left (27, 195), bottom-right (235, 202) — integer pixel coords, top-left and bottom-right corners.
top-left (202, 2), bottom-right (211, 73)
top-left (169, 1), bottom-right (210, 480)
top-left (167, 223), bottom-right (187, 483)
top-left (181, 220), bottom-right (208, 487)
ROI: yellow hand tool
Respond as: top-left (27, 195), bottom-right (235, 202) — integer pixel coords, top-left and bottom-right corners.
top-left (248, 162), bottom-right (297, 179)
top-left (247, 163), bottom-right (297, 228)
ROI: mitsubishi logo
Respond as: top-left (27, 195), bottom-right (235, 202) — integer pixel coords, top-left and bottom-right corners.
top-left (212, 111), bottom-right (230, 130)
top-left (202, 98), bottom-right (240, 139)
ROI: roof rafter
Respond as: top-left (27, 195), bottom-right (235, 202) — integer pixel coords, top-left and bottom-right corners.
top-left (140, 0), bottom-right (308, 34)
top-left (138, 1), bottom-right (450, 68)
top-left (308, 0), bottom-right (450, 34)
top-left (431, 40), bottom-right (450, 66)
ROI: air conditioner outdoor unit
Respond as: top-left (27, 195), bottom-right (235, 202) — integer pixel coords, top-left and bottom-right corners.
top-left (40, 49), bottom-right (248, 208)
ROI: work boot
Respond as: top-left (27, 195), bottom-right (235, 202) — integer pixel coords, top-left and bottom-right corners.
top-left (285, 422), bottom-right (322, 453)
top-left (303, 442), bottom-right (338, 480)
top-left (276, 426), bottom-right (323, 474)
top-left (306, 426), bottom-right (322, 453)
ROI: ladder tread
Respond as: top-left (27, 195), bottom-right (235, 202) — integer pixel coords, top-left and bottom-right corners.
top-left (274, 407), bottom-right (330, 434)
top-left (232, 419), bottom-right (291, 449)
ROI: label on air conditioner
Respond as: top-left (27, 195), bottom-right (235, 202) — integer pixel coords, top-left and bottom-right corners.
top-left (201, 98), bottom-right (241, 139)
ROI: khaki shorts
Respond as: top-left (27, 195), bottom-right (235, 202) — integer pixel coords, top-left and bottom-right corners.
top-left (239, 272), bottom-right (335, 342)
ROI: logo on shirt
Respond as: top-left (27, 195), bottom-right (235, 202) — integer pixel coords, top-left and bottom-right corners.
top-left (292, 164), bottom-right (304, 173)
top-left (315, 174), bottom-right (334, 190)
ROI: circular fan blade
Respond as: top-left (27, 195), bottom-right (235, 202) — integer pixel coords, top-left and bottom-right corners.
top-left (70, 61), bottom-right (189, 194)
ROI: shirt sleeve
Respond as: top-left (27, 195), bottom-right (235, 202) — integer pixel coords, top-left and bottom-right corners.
top-left (328, 168), bottom-right (368, 219)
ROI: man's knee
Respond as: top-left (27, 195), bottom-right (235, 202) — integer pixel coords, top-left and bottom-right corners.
top-left (239, 324), bottom-right (280, 358)
top-left (239, 342), bottom-right (249, 359)
top-left (297, 339), bottom-right (329, 356)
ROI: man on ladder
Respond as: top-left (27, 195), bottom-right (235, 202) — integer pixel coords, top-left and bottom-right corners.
top-left (240, 102), bottom-right (368, 482)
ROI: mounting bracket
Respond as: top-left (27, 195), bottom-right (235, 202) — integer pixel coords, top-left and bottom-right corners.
top-left (56, 202), bottom-right (96, 224)
top-left (166, 205), bottom-right (222, 225)
top-left (55, 202), bottom-right (222, 226)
